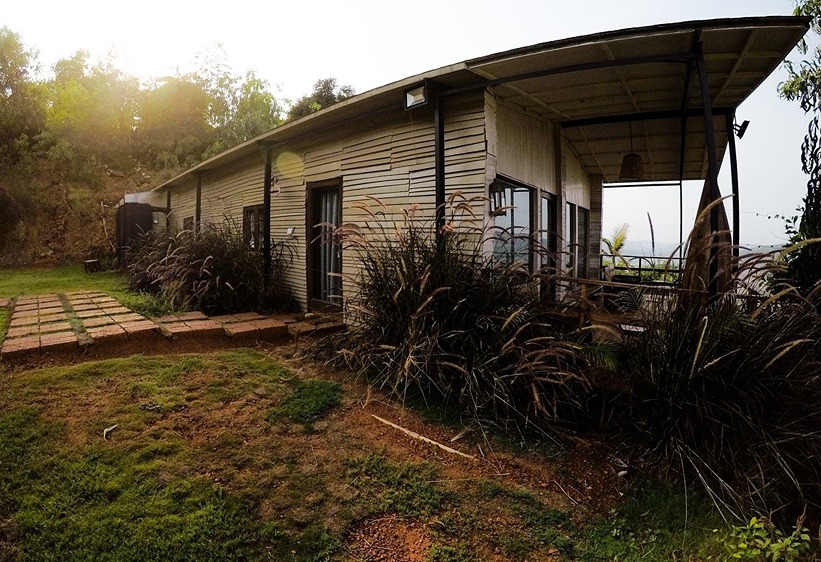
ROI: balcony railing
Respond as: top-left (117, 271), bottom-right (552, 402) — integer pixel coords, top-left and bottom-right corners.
top-left (599, 253), bottom-right (684, 285)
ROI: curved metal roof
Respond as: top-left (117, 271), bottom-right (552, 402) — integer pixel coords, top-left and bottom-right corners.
top-left (155, 16), bottom-right (809, 190)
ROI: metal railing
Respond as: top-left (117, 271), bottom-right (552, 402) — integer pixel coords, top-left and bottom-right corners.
top-left (600, 253), bottom-right (684, 285)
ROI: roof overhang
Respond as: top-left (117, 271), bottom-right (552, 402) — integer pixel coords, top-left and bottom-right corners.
top-left (461, 16), bottom-right (809, 182)
top-left (153, 16), bottom-right (809, 191)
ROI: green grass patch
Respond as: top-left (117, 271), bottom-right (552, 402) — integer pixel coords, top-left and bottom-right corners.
top-left (346, 453), bottom-right (447, 518)
top-left (0, 305), bottom-right (8, 342)
top-left (0, 264), bottom-right (178, 317)
top-left (268, 378), bottom-right (341, 426)
top-left (0, 264), bottom-right (127, 297)
top-left (427, 543), bottom-right (473, 562)
top-left (0, 408), bottom-right (276, 561)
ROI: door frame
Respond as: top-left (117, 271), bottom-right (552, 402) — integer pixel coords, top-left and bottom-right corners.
top-left (306, 178), bottom-right (343, 312)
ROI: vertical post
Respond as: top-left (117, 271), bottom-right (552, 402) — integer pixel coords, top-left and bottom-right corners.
top-left (726, 112), bottom-right (741, 259)
top-left (695, 41), bottom-right (722, 296)
top-left (433, 83), bottom-right (446, 238)
top-left (194, 173), bottom-right (203, 234)
top-left (166, 188), bottom-right (171, 230)
top-left (263, 144), bottom-right (273, 289)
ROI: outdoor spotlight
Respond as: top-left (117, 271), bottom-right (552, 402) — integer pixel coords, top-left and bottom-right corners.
top-left (404, 84), bottom-right (428, 109)
top-left (734, 119), bottom-right (750, 139)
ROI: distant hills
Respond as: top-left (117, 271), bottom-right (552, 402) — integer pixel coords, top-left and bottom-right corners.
top-left (609, 240), bottom-right (784, 258)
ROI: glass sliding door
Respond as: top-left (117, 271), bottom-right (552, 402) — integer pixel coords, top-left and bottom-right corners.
top-left (308, 180), bottom-right (342, 310)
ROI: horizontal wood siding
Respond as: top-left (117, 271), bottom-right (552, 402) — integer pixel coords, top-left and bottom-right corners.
top-left (496, 102), bottom-right (555, 193)
top-left (169, 180), bottom-right (197, 230)
top-left (564, 139), bottom-right (591, 209)
top-left (200, 153), bottom-right (266, 227)
top-left (166, 91), bottom-right (487, 312)
top-left (340, 91), bottom-right (487, 308)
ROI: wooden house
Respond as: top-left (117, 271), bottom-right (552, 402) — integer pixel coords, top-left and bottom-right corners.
top-left (138, 17), bottom-right (808, 312)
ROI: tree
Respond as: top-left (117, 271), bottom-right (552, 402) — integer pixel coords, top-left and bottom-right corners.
top-left (778, 1), bottom-right (821, 294)
top-left (45, 50), bottom-right (141, 175)
top-left (188, 45), bottom-right (283, 158)
top-left (136, 77), bottom-right (214, 169)
top-left (0, 27), bottom-right (44, 170)
top-left (287, 77), bottom-right (354, 121)
top-left (0, 27), bottom-right (45, 251)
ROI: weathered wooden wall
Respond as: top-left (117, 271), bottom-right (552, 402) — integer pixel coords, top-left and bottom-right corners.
top-left (166, 90), bottom-right (487, 311)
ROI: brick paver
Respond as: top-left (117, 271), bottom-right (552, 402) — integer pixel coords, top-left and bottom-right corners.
top-left (1, 290), bottom-right (344, 363)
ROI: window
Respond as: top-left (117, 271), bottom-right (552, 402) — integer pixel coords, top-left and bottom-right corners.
top-left (490, 178), bottom-right (532, 267)
top-left (564, 203), bottom-right (589, 278)
top-left (565, 203), bottom-right (577, 271)
top-left (243, 204), bottom-right (266, 249)
top-left (307, 179), bottom-right (342, 310)
top-left (540, 194), bottom-right (557, 273)
top-left (577, 207), bottom-right (589, 278)
top-left (182, 216), bottom-right (194, 231)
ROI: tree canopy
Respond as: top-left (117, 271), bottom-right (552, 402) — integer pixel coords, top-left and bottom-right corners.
top-left (287, 77), bottom-right (354, 121)
top-left (0, 28), bottom-right (350, 264)
top-left (778, 1), bottom-right (821, 293)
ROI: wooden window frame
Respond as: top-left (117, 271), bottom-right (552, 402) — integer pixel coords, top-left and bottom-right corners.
top-left (242, 204), bottom-right (266, 250)
top-left (490, 176), bottom-right (535, 270)
top-left (306, 178), bottom-right (343, 312)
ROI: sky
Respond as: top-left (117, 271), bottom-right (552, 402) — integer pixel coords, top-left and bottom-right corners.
top-left (3, 0), bottom-right (813, 248)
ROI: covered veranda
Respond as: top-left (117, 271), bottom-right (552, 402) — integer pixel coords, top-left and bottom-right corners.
top-left (419, 16), bottom-right (809, 302)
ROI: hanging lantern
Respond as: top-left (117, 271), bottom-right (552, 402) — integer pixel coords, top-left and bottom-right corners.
top-left (618, 121), bottom-right (646, 182)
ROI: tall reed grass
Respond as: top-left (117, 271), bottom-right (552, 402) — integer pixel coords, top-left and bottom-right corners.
top-left (328, 195), bottom-right (591, 428)
top-left (126, 222), bottom-right (294, 314)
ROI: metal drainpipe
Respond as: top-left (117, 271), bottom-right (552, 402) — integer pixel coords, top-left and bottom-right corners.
top-left (263, 144), bottom-right (273, 291)
top-left (433, 84), bottom-right (445, 238)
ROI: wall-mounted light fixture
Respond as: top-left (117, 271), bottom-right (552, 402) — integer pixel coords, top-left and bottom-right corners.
top-left (270, 176), bottom-right (280, 194)
top-left (404, 84), bottom-right (429, 110)
top-left (733, 119), bottom-right (750, 139)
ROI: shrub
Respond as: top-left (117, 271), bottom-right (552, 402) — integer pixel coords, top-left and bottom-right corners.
top-left (610, 251), bottom-right (821, 522)
top-left (126, 222), bottom-right (294, 315)
top-left (720, 515), bottom-right (812, 562)
top-left (326, 198), bottom-right (590, 428)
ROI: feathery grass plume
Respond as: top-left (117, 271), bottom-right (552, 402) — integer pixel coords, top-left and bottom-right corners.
top-left (608, 217), bottom-right (821, 524)
top-left (324, 194), bottom-right (591, 430)
top-left (126, 221), bottom-right (295, 314)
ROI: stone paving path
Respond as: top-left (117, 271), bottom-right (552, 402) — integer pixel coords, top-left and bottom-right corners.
top-left (0, 291), bottom-right (344, 363)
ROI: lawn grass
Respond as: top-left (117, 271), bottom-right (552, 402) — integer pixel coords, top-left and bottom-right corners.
top-left (0, 264), bottom-right (176, 317)
top-left (0, 306), bottom-right (7, 342)
top-left (0, 348), bottom-right (732, 560)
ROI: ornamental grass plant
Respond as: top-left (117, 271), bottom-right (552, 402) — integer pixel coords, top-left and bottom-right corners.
top-left (326, 195), bottom-right (591, 429)
top-left (126, 222), bottom-right (294, 315)
top-left (608, 226), bottom-right (821, 524)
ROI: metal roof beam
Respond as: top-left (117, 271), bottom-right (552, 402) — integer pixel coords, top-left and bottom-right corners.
top-left (450, 52), bottom-right (695, 97)
top-left (561, 107), bottom-right (733, 128)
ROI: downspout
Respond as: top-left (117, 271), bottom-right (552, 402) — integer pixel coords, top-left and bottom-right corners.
top-left (694, 40), bottom-right (722, 297)
top-left (433, 81), bottom-right (446, 237)
top-left (262, 144), bottom-right (273, 291)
